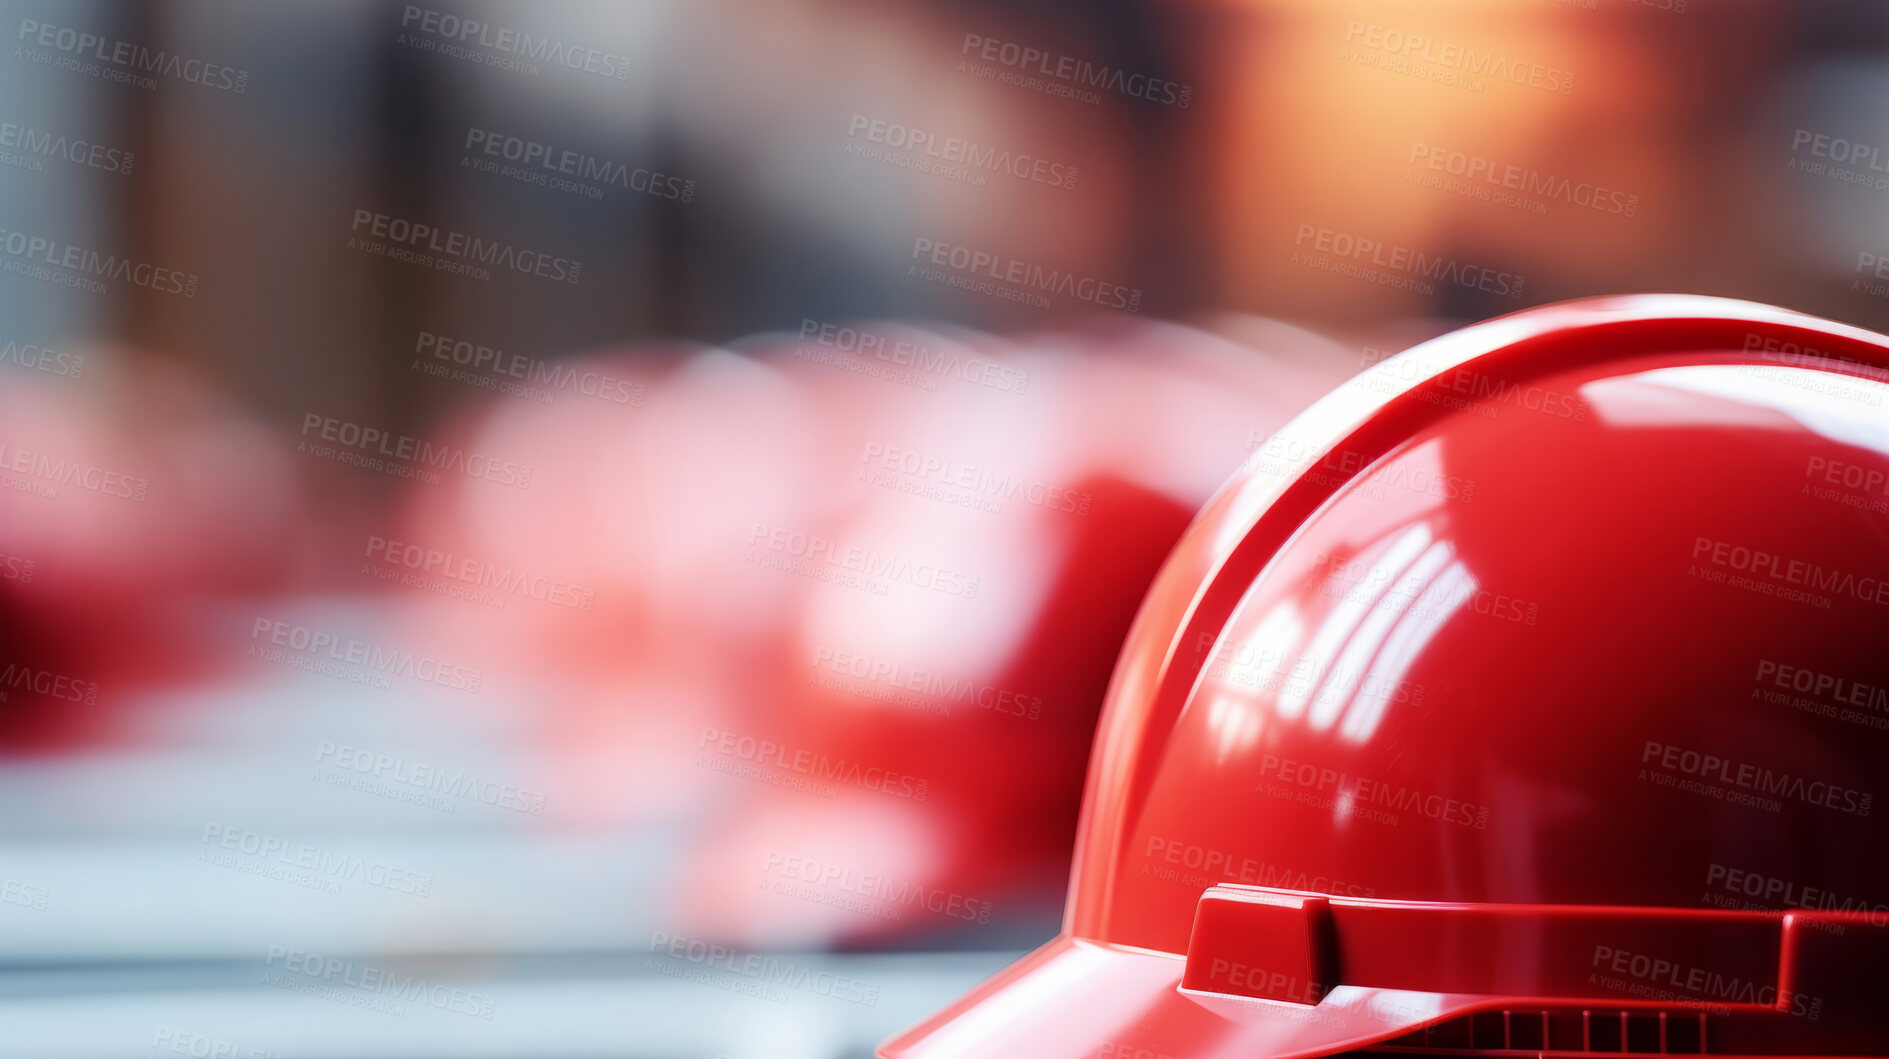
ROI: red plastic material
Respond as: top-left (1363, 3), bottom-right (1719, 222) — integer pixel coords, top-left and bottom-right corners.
top-left (882, 296), bottom-right (1889, 1059)
top-left (1180, 884), bottom-right (1882, 1015)
top-left (1183, 888), bottom-right (1336, 1004)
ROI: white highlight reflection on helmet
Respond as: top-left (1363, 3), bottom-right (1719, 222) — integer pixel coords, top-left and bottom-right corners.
top-left (1278, 522), bottom-right (1432, 721)
top-left (1344, 557), bottom-right (1475, 745)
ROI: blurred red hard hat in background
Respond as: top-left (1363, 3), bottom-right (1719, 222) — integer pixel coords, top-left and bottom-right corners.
top-left (0, 351), bottom-right (308, 749)
top-left (388, 316), bottom-right (1354, 944)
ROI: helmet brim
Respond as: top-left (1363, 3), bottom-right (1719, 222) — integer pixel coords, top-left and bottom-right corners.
top-left (880, 934), bottom-right (1489, 1059)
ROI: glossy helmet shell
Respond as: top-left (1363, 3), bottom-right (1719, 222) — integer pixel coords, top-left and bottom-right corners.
top-left (883, 296), bottom-right (1889, 1058)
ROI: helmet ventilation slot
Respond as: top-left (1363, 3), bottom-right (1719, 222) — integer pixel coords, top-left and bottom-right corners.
top-left (1368, 1009), bottom-right (1714, 1056)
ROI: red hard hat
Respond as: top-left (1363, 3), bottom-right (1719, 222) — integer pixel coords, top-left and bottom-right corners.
top-left (883, 296), bottom-right (1889, 1058)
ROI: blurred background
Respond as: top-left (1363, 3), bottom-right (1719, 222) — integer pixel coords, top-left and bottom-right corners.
top-left (2, 0), bottom-right (1887, 1055)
